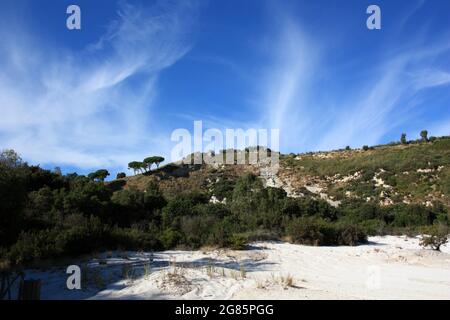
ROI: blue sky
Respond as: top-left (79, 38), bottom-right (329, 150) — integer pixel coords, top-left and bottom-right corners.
top-left (0, 0), bottom-right (449, 177)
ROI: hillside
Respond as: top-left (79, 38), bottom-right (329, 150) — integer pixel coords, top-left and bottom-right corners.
top-left (118, 137), bottom-right (450, 209)
top-left (2, 137), bottom-right (449, 268)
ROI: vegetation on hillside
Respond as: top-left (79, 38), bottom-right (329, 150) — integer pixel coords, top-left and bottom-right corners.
top-left (282, 136), bottom-right (450, 206)
top-left (1, 135), bottom-right (449, 268)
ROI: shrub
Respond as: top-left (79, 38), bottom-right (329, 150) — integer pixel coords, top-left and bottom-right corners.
top-left (212, 178), bottom-right (235, 201)
top-left (285, 217), bottom-right (332, 246)
top-left (228, 234), bottom-right (247, 250)
top-left (401, 133), bottom-right (407, 144)
top-left (420, 225), bottom-right (449, 251)
top-left (179, 215), bottom-right (219, 248)
top-left (161, 192), bottom-right (208, 229)
top-left (335, 224), bottom-right (367, 245)
top-left (110, 227), bottom-right (162, 251)
top-left (106, 179), bottom-right (126, 192)
top-left (8, 229), bottom-right (60, 265)
top-left (282, 197), bottom-right (337, 220)
top-left (160, 229), bottom-right (183, 249)
top-left (420, 130), bottom-right (428, 142)
top-left (55, 215), bottom-right (107, 256)
top-left (116, 172), bottom-right (126, 179)
top-left (358, 219), bottom-right (386, 236)
top-left (391, 204), bottom-right (435, 227)
top-left (285, 217), bottom-right (367, 246)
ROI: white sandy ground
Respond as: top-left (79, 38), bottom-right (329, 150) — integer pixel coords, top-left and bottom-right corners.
top-left (10, 236), bottom-right (450, 300)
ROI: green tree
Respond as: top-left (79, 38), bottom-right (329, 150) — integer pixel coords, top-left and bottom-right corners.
top-left (401, 133), bottom-right (407, 144)
top-left (0, 161), bottom-right (27, 246)
top-left (54, 167), bottom-right (62, 176)
top-left (0, 149), bottom-right (22, 168)
top-left (153, 156), bottom-right (165, 168)
top-left (143, 156), bottom-right (165, 171)
top-left (420, 130), bottom-right (428, 142)
top-left (88, 172), bottom-right (97, 180)
top-left (87, 169), bottom-right (109, 182)
top-left (95, 169), bottom-right (110, 182)
top-left (420, 225), bottom-right (449, 251)
top-left (116, 172), bottom-right (126, 179)
top-left (143, 157), bottom-right (155, 171)
top-left (128, 161), bottom-right (143, 175)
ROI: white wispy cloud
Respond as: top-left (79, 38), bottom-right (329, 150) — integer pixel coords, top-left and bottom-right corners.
top-left (0, 0), bottom-right (198, 172)
top-left (257, 4), bottom-right (450, 153)
top-left (413, 69), bottom-right (450, 89)
top-left (257, 15), bottom-right (320, 152)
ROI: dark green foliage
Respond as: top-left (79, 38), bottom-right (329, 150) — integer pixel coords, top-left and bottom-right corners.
top-left (0, 153), bottom-right (30, 247)
top-left (8, 229), bottom-right (60, 264)
top-left (358, 219), bottom-right (386, 236)
top-left (338, 200), bottom-right (384, 222)
top-left (128, 161), bottom-right (144, 175)
top-left (282, 197), bottom-right (337, 221)
top-left (110, 183), bottom-right (165, 227)
top-left (161, 191), bottom-right (209, 230)
top-left (106, 179), bottom-right (126, 192)
top-left (228, 234), bottom-right (248, 250)
top-left (180, 215), bottom-right (220, 248)
top-left (401, 133), bottom-right (407, 144)
top-left (2, 144), bottom-right (450, 266)
top-left (153, 156), bottom-right (165, 168)
top-left (8, 215), bottom-right (163, 265)
top-left (362, 145), bottom-right (369, 151)
top-left (143, 156), bottom-right (165, 171)
top-left (212, 178), bottom-right (235, 201)
top-left (116, 172), bottom-right (126, 179)
top-left (88, 169), bottom-right (110, 182)
top-left (160, 228), bottom-right (183, 248)
top-left (143, 157), bottom-right (155, 171)
top-left (420, 225), bottom-right (449, 251)
top-left (391, 204), bottom-right (435, 227)
top-left (420, 130), bottom-right (428, 142)
top-left (286, 217), bottom-right (367, 246)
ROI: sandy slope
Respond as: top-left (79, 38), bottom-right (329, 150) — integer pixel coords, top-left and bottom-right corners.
top-left (14, 236), bottom-right (450, 300)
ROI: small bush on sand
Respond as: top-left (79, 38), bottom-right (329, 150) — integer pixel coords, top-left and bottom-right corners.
top-left (229, 234), bottom-right (247, 250)
top-left (420, 225), bottom-right (449, 251)
top-left (335, 224), bottom-right (368, 246)
top-left (240, 265), bottom-right (247, 279)
top-left (121, 263), bottom-right (134, 283)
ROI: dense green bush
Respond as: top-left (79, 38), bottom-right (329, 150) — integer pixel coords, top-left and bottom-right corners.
top-left (358, 219), bottom-right (387, 236)
top-left (160, 228), bottom-right (183, 249)
top-left (8, 229), bottom-right (60, 264)
top-left (285, 217), bottom-right (332, 246)
top-left (212, 178), bottom-right (235, 201)
top-left (391, 204), bottom-right (435, 227)
top-left (116, 172), bottom-right (126, 179)
top-left (420, 225), bottom-right (449, 251)
top-left (285, 217), bottom-right (367, 246)
top-left (335, 224), bottom-right (368, 245)
top-left (180, 215), bottom-right (220, 248)
top-left (228, 233), bottom-right (248, 250)
top-left (282, 197), bottom-right (337, 221)
top-left (0, 164), bottom-right (28, 247)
